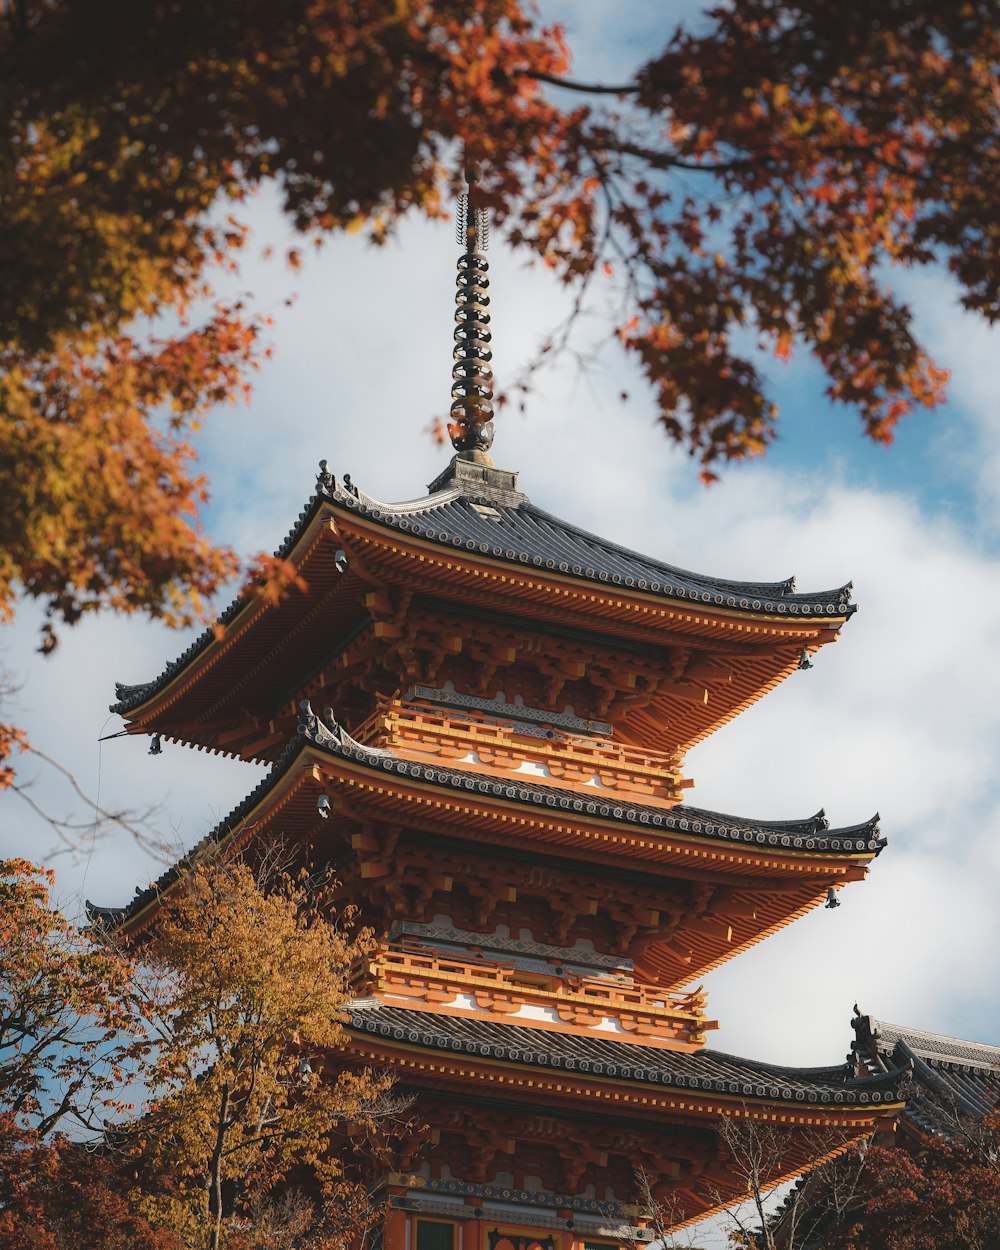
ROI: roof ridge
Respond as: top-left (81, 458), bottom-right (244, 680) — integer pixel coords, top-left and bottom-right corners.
top-left (298, 713), bottom-right (884, 854)
top-left (520, 500), bottom-right (805, 600)
top-left (332, 473), bottom-right (855, 611)
top-left (112, 462), bottom-right (859, 716)
top-left (89, 710), bottom-right (885, 929)
top-left (862, 1014), bottom-right (1000, 1071)
top-left (347, 1005), bottom-right (907, 1106)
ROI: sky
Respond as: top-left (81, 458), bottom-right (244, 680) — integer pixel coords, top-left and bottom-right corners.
top-left (2, 4), bottom-right (999, 1238)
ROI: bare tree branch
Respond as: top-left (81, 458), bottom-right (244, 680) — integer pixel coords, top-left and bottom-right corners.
top-left (8, 742), bottom-right (172, 862)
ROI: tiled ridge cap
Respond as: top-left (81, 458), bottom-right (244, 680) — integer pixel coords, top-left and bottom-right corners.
top-left (895, 1041), bottom-right (995, 1119)
top-left (110, 489), bottom-right (331, 713)
top-left (524, 500), bottom-right (800, 599)
top-left (338, 478), bottom-right (800, 597)
top-left (325, 470), bottom-right (855, 611)
top-left (345, 1003), bottom-right (906, 1106)
top-left (857, 1012), bottom-right (1000, 1072)
top-left (88, 710), bottom-right (883, 929)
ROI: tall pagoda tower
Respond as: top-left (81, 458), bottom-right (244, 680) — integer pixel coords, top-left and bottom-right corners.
top-left (98, 174), bottom-right (906, 1242)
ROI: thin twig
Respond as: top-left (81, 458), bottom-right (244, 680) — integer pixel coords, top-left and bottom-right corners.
top-left (9, 743), bottom-right (172, 861)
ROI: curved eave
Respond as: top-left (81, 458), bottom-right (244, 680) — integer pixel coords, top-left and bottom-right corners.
top-left (328, 472), bottom-right (854, 618)
top-left (344, 1004), bottom-right (906, 1120)
top-left (311, 732), bottom-right (880, 988)
top-left (301, 720), bottom-right (883, 867)
top-left (853, 1012), bottom-right (1000, 1137)
top-left (348, 1001), bottom-right (904, 1235)
top-left (858, 1014), bottom-right (1000, 1072)
top-left (86, 734), bottom-right (316, 936)
top-left (111, 493), bottom-right (335, 721)
top-left (90, 723), bottom-right (882, 964)
top-left (332, 505), bottom-right (853, 653)
top-left (302, 725), bottom-right (884, 989)
top-left (111, 468), bottom-right (856, 725)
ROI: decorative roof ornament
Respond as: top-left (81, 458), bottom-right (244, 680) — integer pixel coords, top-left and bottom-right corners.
top-left (448, 164), bottom-right (495, 457)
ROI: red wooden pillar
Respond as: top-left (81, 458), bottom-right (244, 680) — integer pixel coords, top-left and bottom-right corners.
top-left (461, 1211), bottom-right (481, 1250)
top-left (383, 1199), bottom-right (409, 1250)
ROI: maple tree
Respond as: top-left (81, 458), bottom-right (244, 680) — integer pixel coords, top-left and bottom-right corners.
top-left (126, 856), bottom-right (397, 1250)
top-left (0, 1115), bottom-right (182, 1250)
top-left (0, 0), bottom-right (995, 784)
top-left (0, 859), bottom-right (168, 1245)
top-left (634, 1101), bottom-right (1000, 1249)
top-left (0, 857), bottom-right (143, 1136)
top-left (829, 1117), bottom-right (1000, 1250)
top-left (721, 1108), bottom-right (1000, 1250)
top-left (0, 853), bottom-right (398, 1247)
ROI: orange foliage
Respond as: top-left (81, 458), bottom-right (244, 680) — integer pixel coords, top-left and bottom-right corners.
top-left (0, 856), bottom-right (397, 1247)
top-left (0, 722), bottom-right (26, 790)
top-left (0, 858), bottom-right (144, 1136)
top-left (131, 859), bottom-right (396, 1250)
top-left (0, 1116), bottom-right (182, 1250)
top-left (2, 0), bottom-right (990, 494)
top-left (849, 1119), bottom-right (1000, 1249)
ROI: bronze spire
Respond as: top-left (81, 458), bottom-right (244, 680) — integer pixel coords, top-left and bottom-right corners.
top-left (448, 164), bottom-right (494, 456)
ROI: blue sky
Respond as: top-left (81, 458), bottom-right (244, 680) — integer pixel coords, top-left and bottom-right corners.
top-left (2, 8), bottom-right (999, 1231)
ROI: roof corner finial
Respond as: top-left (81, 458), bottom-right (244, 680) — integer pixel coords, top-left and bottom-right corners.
top-left (449, 162), bottom-right (495, 460)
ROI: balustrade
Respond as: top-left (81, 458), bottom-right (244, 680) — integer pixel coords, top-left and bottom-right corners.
top-left (362, 944), bottom-right (718, 1048)
top-left (354, 695), bottom-right (691, 804)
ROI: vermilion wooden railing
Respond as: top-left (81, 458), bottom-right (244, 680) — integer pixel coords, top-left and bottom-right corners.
top-left (354, 695), bottom-right (691, 804)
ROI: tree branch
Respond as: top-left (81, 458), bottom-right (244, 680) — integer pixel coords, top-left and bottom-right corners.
top-left (519, 69), bottom-right (639, 95)
top-left (606, 136), bottom-right (769, 174)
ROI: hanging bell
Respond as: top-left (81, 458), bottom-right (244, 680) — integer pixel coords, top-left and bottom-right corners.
top-left (798, 649), bottom-right (814, 671)
top-left (148, 733), bottom-right (162, 756)
top-left (825, 886), bottom-right (841, 909)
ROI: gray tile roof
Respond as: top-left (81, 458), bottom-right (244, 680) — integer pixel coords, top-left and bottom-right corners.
top-left (853, 1012), bottom-right (1000, 1134)
top-left (88, 715), bottom-right (882, 928)
top-left (300, 708), bottom-right (883, 851)
top-left (325, 460), bottom-right (855, 614)
top-left (346, 1002), bottom-right (905, 1107)
top-left (112, 459), bottom-right (855, 714)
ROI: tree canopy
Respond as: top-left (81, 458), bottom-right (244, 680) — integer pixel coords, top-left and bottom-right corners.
top-left (132, 858), bottom-right (395, 1250)
top-left (0, 857), bottom-right (140, 1136)
top-left (723, 1112), bottom-right (1000, 1250)
top-left (838, 1120), bottom-right (1000, 1250)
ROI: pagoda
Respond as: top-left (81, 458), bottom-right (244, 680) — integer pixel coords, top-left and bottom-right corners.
top-left (97, 173), bottom-right (907, 1242)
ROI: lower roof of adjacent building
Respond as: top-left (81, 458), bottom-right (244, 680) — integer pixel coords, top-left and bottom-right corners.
top-left (852, 1009), bottom-right (1000, 1134)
